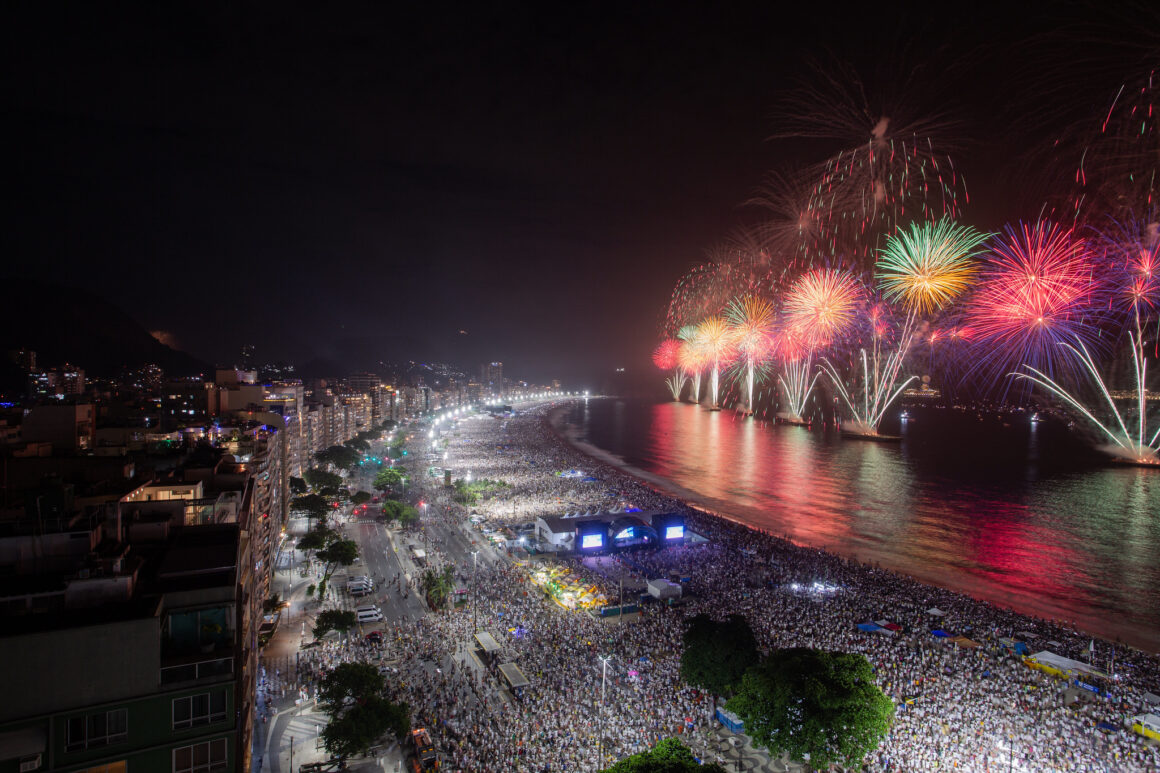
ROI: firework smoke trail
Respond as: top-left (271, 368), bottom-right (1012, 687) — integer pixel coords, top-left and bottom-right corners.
top-left (696, 316), bottom-right (737, 408)
top-left (1014, 335), bottom-right (1159, 463)
top-left (780, 267), bottom-right (863, 421)
top-left (652, 340), bottom-right (685, 400)
top-left (964, 221), bottom-right (1105, 393)
top-left (726, 295), bottom-right (776, 413)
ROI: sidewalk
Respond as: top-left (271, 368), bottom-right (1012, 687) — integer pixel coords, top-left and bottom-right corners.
top-left (256, 546), bottom-right (413, 772)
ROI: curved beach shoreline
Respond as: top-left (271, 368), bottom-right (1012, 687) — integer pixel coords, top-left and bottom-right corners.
top-left (546, 400), bottom-right (1157, 655)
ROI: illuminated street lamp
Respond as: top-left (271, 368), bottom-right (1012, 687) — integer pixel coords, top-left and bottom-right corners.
top-left (597, 655), bottom-right (612, 769)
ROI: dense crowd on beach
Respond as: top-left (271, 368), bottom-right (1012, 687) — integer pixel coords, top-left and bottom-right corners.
top-left (295, 400), bottom-right (1160, 772)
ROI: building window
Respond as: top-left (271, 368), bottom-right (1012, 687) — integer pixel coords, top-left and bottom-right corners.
top-left (172, 691), bottom-right (226, 729)
top-left (65, 708), bottom-right (128, 751)
top-left (172, 738), bottom-right (227, 773)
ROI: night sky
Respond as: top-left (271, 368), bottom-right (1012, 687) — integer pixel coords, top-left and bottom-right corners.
top-left (6, 2), bottom-right (1155, 384)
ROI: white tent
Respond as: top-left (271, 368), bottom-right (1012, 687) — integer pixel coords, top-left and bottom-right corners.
top-left (926, 607), bottom-right (945, 616)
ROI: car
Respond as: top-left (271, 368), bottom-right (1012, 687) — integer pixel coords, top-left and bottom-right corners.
top-left (365, 630), bottom-right (383, 643)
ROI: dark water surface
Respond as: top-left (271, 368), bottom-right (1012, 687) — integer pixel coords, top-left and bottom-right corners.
top-left (561, 398), bottom-right (1160, 651)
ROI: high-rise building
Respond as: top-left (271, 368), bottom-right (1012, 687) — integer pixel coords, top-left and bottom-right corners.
top-left (7, 348), bottom-right (36, 372)
top-left (238, 344), bottom-right (255, 371)
top-left (0, 478), bottom-right (262, 772)
top-left (481, 362), bottom-right (503, 397)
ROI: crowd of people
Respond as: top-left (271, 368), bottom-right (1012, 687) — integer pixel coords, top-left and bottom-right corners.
top-left (288, 401), bottom-right (1160, 772)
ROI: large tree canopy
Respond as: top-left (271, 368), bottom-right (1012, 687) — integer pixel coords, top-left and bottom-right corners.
top-left (601, 738), bottom-right (727, 773)
top-left (304, 467), bottom-right (344, 491)
top-left (313, 610), bottom-right (357, 639)
top-left (725, 648), bottom-right (894, 771)
top-left (318, 538), bottom-right (359, 568)
top-left (291, 492), bottom-right (331, 522)
top-left (373, 466), bottom-right (407, 492)
top-left (380, 499), bottom-right (419, 526)
top-left (315, 445), bottom-right (362, 471)
top-left (319, 662), bottom-right (410, 760)
top-left (680, 613), bottom-right (759, 698)
top-left (297, 524), bottom-right (336, 553)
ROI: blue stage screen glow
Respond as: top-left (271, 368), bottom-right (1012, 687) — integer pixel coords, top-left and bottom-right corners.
top-left (665, 525), bottom-right (685, 540)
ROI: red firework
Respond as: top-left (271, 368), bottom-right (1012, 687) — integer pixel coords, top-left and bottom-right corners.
top-left (652, 339), bottom-right (681, 370)
top-left (965, 221), bottom-right (1105, 383)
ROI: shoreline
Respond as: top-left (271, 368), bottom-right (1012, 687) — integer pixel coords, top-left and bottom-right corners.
top-left (545, 399), bottom-right (1157, 656)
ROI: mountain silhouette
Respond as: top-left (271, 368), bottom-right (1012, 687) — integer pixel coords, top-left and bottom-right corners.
top-left (0, 279), bottom-right (210, 380)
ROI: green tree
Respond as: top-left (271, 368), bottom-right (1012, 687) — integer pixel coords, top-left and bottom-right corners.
top-left (313, 609), bottom-right (358, 638)
top-left (351, 490), bottom-right (372, 506)
top-left (601, 738), bottom-right (727, 773)
top-left (380, 499), bottom-right (418, 527)
top-left (289, 476), bottom-right (308, 495)
top-left (319, 663), bottom-right (410, 761)
top-left (315, 445), bottom-right (362, 471)
top-left (419, 566), bottom-right (456, 610)
top-left (345, 438), bottom-right (370, 454)
top-left (681, 614), bottom-right (759, 698)
top-left (304, 467), bottom-right (344, 491)
top-left (373, 466), bottom-right (406, 492)
top-left (318, 538), bottom-right (359, 569)
top-left (451, 479), bottom-right (478, 506)
top-left (725, 648), bottom-right (894, 771)
top-left (291, 493), bottom-right (331, 523)
top-left (297, 525), bottom-right (336, 553)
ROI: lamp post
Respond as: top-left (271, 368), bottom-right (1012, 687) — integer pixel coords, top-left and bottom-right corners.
top-left (597, 654), bottom-right (611, 770)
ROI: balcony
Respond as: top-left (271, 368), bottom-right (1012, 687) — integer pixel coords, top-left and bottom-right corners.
top-left (160, 646), bottom-right (235, 685)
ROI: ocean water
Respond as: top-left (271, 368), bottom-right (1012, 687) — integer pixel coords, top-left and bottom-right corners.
top-left (561, 398), bottom-right (1160, 652)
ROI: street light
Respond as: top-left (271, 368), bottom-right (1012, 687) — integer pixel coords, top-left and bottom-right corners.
top-left (597, 654), bottom-right (612, 770)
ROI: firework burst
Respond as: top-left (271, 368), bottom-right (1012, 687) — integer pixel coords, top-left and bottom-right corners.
top-left (726, 296), bottom-right (776, 413)
top-left (774, 268), bottom-right (863, 421)
top-left (653, 339), bottom-right (685, 400)
top-left (782, 267), bottom-right (863, 347)
top-left (770, 58), bottom-right (967, 266)
top-left (964, 221), bottom-right (1106, 391)
top-left (697, 316), bottom-right (737, 408)
top-left (876, 218), bottom-right (989, 315)
top-left (677, 326), bottom-right (708, 403)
